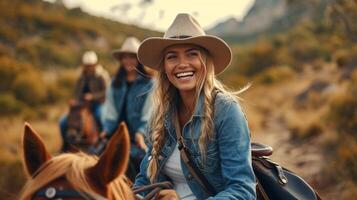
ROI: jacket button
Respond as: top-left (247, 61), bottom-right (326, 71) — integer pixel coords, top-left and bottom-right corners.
top-left (187, 173), bottom-right (193, 180)
top-left (148, 155), bottom-right (152, 161)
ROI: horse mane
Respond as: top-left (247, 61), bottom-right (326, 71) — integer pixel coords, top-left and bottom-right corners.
top-left (19, 152), bottom-right (134, 200)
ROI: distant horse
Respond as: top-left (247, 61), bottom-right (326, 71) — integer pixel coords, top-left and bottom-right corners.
top-left (20, 122), bottom-right (134, 200)
top-left (64, 100), bottom-right (99, 152)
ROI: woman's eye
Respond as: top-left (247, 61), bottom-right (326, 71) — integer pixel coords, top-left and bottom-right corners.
top-left (187, 51), bottom-right (199, 57)
top-left (166, 54), bottom-right (176, 60)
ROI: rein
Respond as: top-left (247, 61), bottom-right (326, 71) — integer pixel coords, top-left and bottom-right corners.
top-left (132, 181), bottom-right (173, 200)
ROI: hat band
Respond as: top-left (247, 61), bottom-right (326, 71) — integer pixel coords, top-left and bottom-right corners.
top-left (169, 35), bottom-right (192, 39)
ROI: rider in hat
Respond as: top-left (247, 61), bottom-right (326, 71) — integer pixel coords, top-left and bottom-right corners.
top-left (101, 37), bottom-right (154, 180)
top-left (59, 50), bottom-right (110, 151)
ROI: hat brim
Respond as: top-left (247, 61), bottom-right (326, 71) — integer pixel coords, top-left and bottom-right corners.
top-left (112, 50), bottom-right (137, 60)
top-left (137, 35), bottom-right (232, 75)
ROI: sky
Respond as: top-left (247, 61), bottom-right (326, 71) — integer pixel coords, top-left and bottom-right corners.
top-left (46, 0), bottom-right (255, 31)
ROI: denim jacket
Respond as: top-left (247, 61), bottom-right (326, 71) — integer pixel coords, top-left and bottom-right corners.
top-left (134, 92), bottom-right (256, 200)
top-left (101, 74), bottom-right (153, 138)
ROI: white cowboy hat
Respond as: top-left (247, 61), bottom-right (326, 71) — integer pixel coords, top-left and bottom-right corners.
top-left (82, 51), bottom-right (98, 65)
top-left (137, 13), bottom-right (232, 75)
top-left (112, 37), bottom-right (141, 60)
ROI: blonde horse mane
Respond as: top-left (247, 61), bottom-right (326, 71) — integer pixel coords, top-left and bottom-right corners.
top-left (19, 152), bottom-right (134, 200)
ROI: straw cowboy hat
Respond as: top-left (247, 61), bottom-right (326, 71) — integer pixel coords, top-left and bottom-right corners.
top-left (82, 51), bottom-right (98, 65)
top-left (138, 13), bottom-right (232, 75)
top-left (112, 37), bottom-right (141, 60)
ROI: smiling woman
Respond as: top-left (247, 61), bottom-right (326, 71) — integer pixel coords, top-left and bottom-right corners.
top-left (133, 13), bottom-right (256, 200)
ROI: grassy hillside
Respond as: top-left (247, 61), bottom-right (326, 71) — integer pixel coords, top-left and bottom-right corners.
top-left (219, 0), bottom-right (357, 198)
top-left (221, 0), bottom-right (357, 79)
top-left (0, 0), bottom-right (161, 69)
top-left (0, 0), bottom-right (161, 117)
top-left (0, 1), bottom-right (162, 198)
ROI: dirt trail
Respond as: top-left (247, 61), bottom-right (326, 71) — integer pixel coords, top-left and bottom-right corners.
top-left (252, 109), bottom-right (347, 200)
top-left (243, 65), bottom-right (344, 199)
top-left (251, 111), bottom-right (324, 182)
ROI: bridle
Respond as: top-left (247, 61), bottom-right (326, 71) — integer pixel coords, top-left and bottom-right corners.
top-left (32, 181), bottom-right (173, 200)
top-left (33, 187), bottom-right (95, 200)
top-left (32, 186), bottom-right (107, 200)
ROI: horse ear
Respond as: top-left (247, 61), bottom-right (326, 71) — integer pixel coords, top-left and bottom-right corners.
top-left (22, 122), bottom-right (52, 177)
top-left (87, 122), bottom-right (130, 188)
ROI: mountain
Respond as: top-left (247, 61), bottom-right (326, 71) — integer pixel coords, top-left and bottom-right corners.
top-left (208, 0), bottom-right (331, 43)
top-left (209, 0), bottom-right (287, 36)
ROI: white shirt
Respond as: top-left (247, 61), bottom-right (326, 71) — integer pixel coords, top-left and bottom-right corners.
top-left (163, 144), bottom-right (197, 200)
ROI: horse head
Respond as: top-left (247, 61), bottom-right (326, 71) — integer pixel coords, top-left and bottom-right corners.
top-left (66, 101), bottom-right (99, 150)
top-left (20, 122), bottom-right (134, 200)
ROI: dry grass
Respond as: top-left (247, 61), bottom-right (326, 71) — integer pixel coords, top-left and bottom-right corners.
top-left (0, 105), bottom-right (64, 199)
top-left (242, 62), bottom-right (356, 199)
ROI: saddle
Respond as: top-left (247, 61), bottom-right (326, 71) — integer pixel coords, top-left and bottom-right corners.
top-left (251, 143), bottom-right (322, 200)
top-left (132, 143), bottom-right (322, 200)
top-left (177, 139), bottom-right (322, 200)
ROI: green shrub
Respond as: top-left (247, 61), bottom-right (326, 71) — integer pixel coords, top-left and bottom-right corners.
top-left (325, 75), bottom-right (357, 188)
top-left (239, 40), bottom-right (278, 76)
top-left (256, 66), bottom-right (295, 85)
top-left (16, 44), bottom-right (40, 65)
top-left (45, 82), bottom-right (68, 103)
top-left (0, 94), bottom-right (24, 115)
top-left (289, 120), bottom-right (324, 140)
top-left (57, 72), bottom-right (77, 93)
top-left (333, 49), bottom-right (350, 67)
top-left (0, 57), bottom-right (19, 92)
top-left (0, 159), bottom-right (26, 199)
top-left (285, 107), bottom-right (325, 141)
top-left (12, 71), bottom-right (47, 106)
top-left (326, 135), bottom-right (357, 184)
top-left (328, 93), bottom-right (357, 136)
top-left (21, 107), bottom-right (48, 120)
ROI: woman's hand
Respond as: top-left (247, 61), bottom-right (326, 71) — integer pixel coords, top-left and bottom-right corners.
top-left (84, 93), bottom-right (93, 101)
top-left (155, 189), bottom-right (180, 200)
top-left (135, 132), bottom-right (147, 151)
top-left (99, 131), bottom-right (107, 139)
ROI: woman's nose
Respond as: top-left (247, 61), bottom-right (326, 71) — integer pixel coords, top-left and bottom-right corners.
top-left (177, 56), bottom-right (189, 68)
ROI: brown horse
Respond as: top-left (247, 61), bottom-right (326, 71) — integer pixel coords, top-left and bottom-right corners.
top-left (65, 101), bottom-right (99, 152)
top-left (20, 122), bottom-right (135, 200)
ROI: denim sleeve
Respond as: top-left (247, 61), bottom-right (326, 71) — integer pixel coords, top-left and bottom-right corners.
top-left (133, 145), bottom-right (153, 196)
top-left (101, 86), bottom-right (119, 136)
top-left (134, 146), bottom-right (151, 185)
top-left (208, 101), bottom-right (256, 200)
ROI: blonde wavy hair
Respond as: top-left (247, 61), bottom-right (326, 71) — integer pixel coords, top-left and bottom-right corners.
top-left (147, 45), bottom-right (249, 182)
top-left (19, 152), bottom-right (134, 200)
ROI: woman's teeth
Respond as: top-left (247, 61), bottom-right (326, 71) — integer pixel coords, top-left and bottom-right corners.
top-left (176, 71), bottom-right (194, 78)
